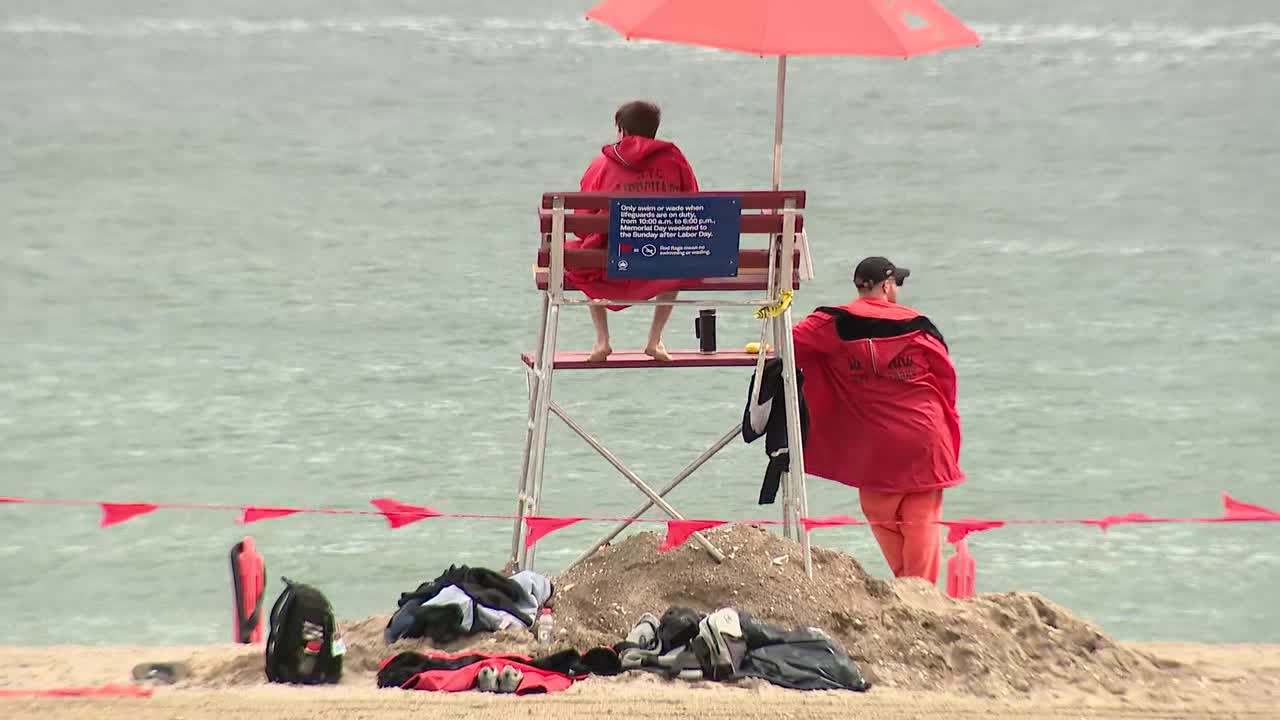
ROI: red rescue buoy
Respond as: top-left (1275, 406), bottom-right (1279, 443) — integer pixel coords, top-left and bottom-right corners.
top-left (230, 536), bottom-right (266, 643)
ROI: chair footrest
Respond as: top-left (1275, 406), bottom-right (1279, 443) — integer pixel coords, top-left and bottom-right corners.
top-left (520, 350), bottom-right (774, 370)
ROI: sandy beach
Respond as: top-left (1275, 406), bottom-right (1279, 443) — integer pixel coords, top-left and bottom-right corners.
top-left (1, 642), bottom-right (1277, 720)
top-left (3, 528), bottom-right (1278, 719)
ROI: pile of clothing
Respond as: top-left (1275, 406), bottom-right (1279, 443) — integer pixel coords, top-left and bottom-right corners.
top-left (383, 565), bottom-right (552, 645)
top-left (615, 605), bottom-right (870, 692)
top-left (379, 602), bottom-right (869, 695)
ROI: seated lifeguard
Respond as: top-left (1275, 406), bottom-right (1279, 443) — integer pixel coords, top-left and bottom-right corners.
top-left (571, 100), bottom-right (699, 362)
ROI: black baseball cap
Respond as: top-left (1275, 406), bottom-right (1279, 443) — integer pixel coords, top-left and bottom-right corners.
top-left (853, 256), bottom-right (910, 289)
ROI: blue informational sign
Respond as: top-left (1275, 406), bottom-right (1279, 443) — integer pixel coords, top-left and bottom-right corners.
top-left (606, 197), bottom-right (742, 279)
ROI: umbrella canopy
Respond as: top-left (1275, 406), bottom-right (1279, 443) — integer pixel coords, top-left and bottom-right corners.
top-left (586, 0), bottom-right (979, 57)
top-left (585, 0), bottom-right (979, 186)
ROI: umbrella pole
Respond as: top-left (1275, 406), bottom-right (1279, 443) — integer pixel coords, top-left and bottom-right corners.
top-left (771, 55), bottom-right (787, 191)
top-left (769, 54), bottom-right (790, 535)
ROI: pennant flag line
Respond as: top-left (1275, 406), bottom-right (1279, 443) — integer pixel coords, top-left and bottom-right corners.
top-left (660, 520), bottom-right (726, 552)
top-left (524, 516), bottom-right (584, 548)
top-left (1082, 512), bottom-right (1154, 532)
top-left (370, 498), bottom-right (441, 529)
top-left (0, 495), bottom-right (1276, 537)
top-left (942, 519), bottom-right (1006, 544)
top-left (801, 515), bottom-right (864, 532)
top-left (239, 506), bottom-right (302, 525)
top-left (1222, 493), bottom-right (1280, 521)
top-left (99, 503), bottom-right (159, 528)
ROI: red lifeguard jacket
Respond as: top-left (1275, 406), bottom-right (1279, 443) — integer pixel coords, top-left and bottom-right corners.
top-left (567, 135), bottom-right (699, 309)
top-left (792, 297), bottom-right (964, 494)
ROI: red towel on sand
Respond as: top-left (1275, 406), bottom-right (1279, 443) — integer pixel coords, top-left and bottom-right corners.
top-left (383, 652), bottom-right (575, 695)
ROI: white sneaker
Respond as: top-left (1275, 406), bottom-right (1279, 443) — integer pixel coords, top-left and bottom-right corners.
top-left (475, 666), bottom-right (498, 692)
top-left (497, 665), bottom-right (523, 693)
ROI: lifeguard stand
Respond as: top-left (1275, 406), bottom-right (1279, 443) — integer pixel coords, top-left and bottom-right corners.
top-left (509, 190), bottom-right (816, 578)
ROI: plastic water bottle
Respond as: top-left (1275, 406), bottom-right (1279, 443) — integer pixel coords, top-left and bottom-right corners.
top-left (534, 608), bottom-right (554, 645)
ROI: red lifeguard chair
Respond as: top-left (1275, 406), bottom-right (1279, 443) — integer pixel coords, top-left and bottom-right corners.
top-left (510, 189), bottom-right (816, 577)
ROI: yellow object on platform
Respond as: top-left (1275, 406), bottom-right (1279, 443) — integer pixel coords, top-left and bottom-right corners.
top-left (754, 290), bottom-right (793, 320)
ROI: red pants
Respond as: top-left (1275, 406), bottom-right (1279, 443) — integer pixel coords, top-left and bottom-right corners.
top-left (858, 489), bottom-right (944, 584)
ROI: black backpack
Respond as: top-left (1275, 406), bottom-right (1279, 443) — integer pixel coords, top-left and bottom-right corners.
top-left (264, 577), bottom-right (344, 685)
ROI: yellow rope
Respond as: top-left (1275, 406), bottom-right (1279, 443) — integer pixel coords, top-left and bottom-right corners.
top-left (754, 290), bottom-right (793, 320)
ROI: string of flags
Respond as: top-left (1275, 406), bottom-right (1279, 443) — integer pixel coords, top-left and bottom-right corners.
top-left (2, 493), bottom-right (1277, 553)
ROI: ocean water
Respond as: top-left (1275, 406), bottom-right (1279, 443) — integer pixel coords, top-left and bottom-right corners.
top-left (1, 0), bottom-right (1277, 646)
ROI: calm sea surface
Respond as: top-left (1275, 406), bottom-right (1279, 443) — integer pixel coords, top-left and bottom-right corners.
top-left (2, 0), bottom-right (1277, 644)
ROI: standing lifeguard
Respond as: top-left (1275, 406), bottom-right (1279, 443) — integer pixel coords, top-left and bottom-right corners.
top-left (571, 100), bottom-right (699, 362)
top-left (792, 257), bottom-right (965, 584)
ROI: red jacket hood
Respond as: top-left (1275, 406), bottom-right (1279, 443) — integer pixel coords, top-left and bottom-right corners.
top-left (600, 136), bottom-right (683, 170)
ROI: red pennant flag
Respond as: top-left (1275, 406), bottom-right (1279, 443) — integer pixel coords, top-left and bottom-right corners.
top-left (524, 516), bottom-right (583, 549)
top-left (1082, 512), bottom-right (1154, 532)
top-left (1222, 493), bottom-right (1280, 521)
top-left (659, 520), bottom-right (725, 552)
top-left (370, 498), bottom-right (441, 529)
top-left (99, 503), bottom-right (159, 528)
top-left (0, 497), bottom-right (19, 503)
top-left (800, 515), bottom-right (863, 533)
top-left (239, 506), bottom-right (301, 524)
top-left (941, 518), bottom-right (1005, 544)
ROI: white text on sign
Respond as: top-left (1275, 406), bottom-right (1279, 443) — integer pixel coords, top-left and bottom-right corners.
top-left (616, 203), bottom-right (719, 249)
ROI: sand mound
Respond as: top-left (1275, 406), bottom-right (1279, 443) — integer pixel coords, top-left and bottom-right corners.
top-left (552, 524), bottom-right (1188, 697)
top-left (187, 526), bottom-right (1189, 698)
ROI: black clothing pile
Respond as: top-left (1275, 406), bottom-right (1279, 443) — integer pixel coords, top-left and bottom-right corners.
top-left (615, 605), bottom-right (870, 692)
top-left (383, 565), bottom-right (553, 645)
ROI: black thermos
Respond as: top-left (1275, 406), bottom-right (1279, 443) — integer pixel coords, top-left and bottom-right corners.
top-left (694, 309), bottom-right (717, 353)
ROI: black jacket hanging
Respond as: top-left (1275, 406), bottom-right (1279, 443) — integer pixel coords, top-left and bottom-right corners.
top-left (742, 359), bottom-right (809, 505)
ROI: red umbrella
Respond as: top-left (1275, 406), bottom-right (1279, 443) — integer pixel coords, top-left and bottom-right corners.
top-left (585, 0), bottom-right (980, 188)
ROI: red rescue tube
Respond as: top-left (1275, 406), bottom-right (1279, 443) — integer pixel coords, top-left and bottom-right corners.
top-left (230, 536), bottom-right (265, 643)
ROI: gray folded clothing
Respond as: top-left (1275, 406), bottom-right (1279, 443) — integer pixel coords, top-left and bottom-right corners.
top-left (615, 609), bottom-right (709, 679)
top-left (625, 613), bottom-right (660, 650)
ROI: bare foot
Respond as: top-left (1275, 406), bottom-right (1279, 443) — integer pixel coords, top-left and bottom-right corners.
top-left (587, 344), bottom-right (613, 362)
top-left (644, 342), bottom-right (673, 362)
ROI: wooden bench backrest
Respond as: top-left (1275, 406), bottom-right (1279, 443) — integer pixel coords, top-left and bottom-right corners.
top-left (538, 190), bottom-right (805, 236)
top-left (535, 190), bottom-right (806, 293)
